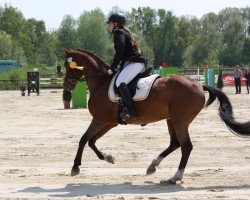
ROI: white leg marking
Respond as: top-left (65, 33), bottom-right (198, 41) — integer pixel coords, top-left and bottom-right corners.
top-left (151, 156), bottom-right (164, 167)
top-left (170, 169), bottom-right (185, 183)
top-left (146, 156), bottom-right (164, 175)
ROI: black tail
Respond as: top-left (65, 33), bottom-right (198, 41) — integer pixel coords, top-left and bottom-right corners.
top-left (203, 85), bottom-right (250, 137)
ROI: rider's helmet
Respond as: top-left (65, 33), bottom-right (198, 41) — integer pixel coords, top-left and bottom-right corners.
top-left (107, 13), bottom-right (126, 26)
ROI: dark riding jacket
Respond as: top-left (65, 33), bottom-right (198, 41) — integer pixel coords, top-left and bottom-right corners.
top-left (110, 27), bottom-right (146, 71)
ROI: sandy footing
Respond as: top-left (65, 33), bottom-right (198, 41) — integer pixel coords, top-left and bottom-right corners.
top-left (0, 87), bottom-right (249, 199)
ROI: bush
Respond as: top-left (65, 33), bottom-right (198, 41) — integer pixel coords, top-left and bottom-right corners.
top-left (9, 72), bottom-right (21, 90)
top-left (19, 82), bottom-right (26, 92)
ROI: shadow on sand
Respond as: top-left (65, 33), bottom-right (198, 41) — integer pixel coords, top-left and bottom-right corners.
top-left (18, 182), bottom-right (250, 198)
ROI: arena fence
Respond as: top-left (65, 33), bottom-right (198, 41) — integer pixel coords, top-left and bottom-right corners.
top-left (0, 67), bottom-right (242, 90)
top-left (0, 74), bottom-right (64, 90)
top-left (39, 75), bottom-right (64, 88)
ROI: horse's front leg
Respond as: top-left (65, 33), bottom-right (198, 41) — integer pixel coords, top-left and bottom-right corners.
top-left (71, 118), bottom-right (108, 176)
top-left (88, 124), bottom-right (117, 164)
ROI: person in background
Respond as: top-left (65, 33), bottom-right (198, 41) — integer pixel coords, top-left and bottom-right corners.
top-left (233, 65), bottom-right (242, 94)
top-left (106, 13), bottom-right (147, 121)
top-left (56, 64), bottom-right (63, 77)
top-left (244, 66), bottom-right (250, 94)
top-left (162, 61), bottom-right (167, 68)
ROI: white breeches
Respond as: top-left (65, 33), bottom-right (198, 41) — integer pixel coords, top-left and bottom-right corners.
top-left (115, 62), bottom-right (145, 87)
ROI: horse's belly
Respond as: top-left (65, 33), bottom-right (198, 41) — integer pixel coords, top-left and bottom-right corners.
top-left (134, 100), bottom-right (170, 123)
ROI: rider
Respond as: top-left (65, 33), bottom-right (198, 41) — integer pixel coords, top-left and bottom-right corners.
top-left (107, 13), bottom-right (147, 120)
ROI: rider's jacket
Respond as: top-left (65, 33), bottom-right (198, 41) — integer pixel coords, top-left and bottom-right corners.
top-left (111, 27), bottom-right (146, 71)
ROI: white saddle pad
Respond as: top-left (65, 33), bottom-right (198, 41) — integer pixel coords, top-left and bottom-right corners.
top-left (108, 74), bottom-right (160, 102)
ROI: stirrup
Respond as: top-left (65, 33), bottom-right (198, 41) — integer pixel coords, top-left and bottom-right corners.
top-left (120, 107), bottom-right (137, 121)
top-left (120, 112), bottom-right (130, 121)
top-left (120, 107), bottom-right (130, 121)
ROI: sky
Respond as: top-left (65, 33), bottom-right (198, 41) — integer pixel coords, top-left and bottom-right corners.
top-left (1, 0), bottom-right (249, 30)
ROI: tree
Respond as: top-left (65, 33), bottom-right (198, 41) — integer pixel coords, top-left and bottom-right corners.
top-left (24, 18), bottom-right (47, 65)
top-left (242, 38), bottom-right (250, 64)
top-left (129, 7), bottom-right (158, 66)
top-left (0, 5), bottom-right (26, 40)
top-left (11, 41), bottom-right (27, 67)
top-left (57, 15), bottom-right (77, 50)
top-left (219, 9), bottom-right (246, 66)
top-left (1, 5), bottom-right (249, 72)
top-left (0, 31), bottom-right (12, 59)
top-left (76, 9), bottom-right (111, 62)
top-left (38, 32), bottom-right (59, 67)
top-left (189, 13), bottom-right (222, 67)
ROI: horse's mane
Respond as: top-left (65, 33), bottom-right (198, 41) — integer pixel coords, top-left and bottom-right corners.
top-left (76, 49), bottom-right (110, 69)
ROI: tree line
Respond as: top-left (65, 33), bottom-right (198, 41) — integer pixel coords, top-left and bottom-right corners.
top-left (0, 5), bottom-right (249, 70)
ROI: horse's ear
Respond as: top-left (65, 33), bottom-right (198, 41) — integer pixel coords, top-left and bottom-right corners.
top-left (64, 49), bottom-right (70, 54)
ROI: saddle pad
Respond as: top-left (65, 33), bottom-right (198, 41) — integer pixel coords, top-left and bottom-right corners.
top-left (108, 74), bottom-right (160, 102)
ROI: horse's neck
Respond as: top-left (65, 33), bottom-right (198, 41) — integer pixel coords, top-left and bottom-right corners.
top-left (77, 51), bottom-right (111, 94)
top-left (85, 75), bottom-right (112, 95)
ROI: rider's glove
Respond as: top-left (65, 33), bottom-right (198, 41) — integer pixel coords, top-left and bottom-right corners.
top-left (108, 69), bottom-right (113, 75)
top-left (108, 66), bottom-right (116, 75)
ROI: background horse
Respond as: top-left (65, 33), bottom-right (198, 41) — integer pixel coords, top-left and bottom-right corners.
top-left (64, 49), bottom-right (250, 184)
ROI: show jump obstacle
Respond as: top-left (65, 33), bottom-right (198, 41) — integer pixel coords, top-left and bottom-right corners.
top-left (27, 72), bottom-right (39, 96)
top-left (72, 79), bottom-right (87, 108)
top-left (27, 72), bottom-right (87, 108)
top-left (204, 68), bottom-right (215, 88)
top-left (155, 67), bottom-right (178, 77)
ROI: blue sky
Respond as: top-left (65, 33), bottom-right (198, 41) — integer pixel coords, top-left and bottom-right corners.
top-left (1, 0), bottom-right (249, 30)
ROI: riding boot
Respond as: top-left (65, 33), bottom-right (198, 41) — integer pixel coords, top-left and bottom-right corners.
top-left (118, 82), bottom-right (137, 121)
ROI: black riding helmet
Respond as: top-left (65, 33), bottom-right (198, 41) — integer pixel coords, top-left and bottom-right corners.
top-left (107, 13), bottom-right (126, 26)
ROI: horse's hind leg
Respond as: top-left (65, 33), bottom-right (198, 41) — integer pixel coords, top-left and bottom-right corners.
top-left (147, 119), bottom-right (180, 175)
top-left (161, 124), bottom-right (192, 185)
top-left (71, 118), bottom-right (108, 176)
top-left (88, 124), bottom-right (117, 164)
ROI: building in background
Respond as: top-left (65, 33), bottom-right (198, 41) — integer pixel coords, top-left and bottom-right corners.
top-left (0, 60), bottom-right (19, 72)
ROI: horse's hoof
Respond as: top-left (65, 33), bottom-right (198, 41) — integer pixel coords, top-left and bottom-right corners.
top-left (105, 155), bottom-right (115, 164)
top-left (160, 179), bottom-right (176, 186)
top-left (71, 166), bottom-right (80, 176)
top-left (146, 165), bottom-right (156, 175)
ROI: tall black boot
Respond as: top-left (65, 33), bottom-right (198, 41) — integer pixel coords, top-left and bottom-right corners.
top-left (118, 82), bottom-right (137, 121)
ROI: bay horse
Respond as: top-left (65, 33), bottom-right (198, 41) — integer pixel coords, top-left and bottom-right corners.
top-left (63, 49), bottom-right (250, 184)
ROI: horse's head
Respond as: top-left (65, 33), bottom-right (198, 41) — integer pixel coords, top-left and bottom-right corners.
top-left (64, 49), bottom-right (110, 90)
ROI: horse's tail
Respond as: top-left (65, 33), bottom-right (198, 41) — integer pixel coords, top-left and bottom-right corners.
top-left (203, 85), bottom-right (250, 137)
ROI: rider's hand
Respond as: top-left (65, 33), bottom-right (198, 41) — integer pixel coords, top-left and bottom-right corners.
top-left (108, 69), bottom-right (113, 75)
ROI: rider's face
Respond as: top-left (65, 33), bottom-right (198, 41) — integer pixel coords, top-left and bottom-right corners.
top-left (107, 22), bottom-right (114, 32)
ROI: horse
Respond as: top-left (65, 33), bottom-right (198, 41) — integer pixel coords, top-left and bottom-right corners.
top-left (63, 49), bottom-right (250, 184)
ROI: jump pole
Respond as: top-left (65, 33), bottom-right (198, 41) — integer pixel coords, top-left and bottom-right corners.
top-left (204, 68), bottom-right (215, 87)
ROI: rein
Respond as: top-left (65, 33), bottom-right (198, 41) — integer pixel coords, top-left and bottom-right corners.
top-left (66, 71), bottom-right (110, 89)
top-left (83, 72), bottom-right (109, 80)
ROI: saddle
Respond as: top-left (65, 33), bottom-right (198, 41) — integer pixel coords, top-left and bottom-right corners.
top-left (108, 67), bottom-right (160, 124)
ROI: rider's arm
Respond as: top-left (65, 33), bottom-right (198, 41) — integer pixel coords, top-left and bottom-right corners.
top-left (110, 30), bottom-right (125, 71)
